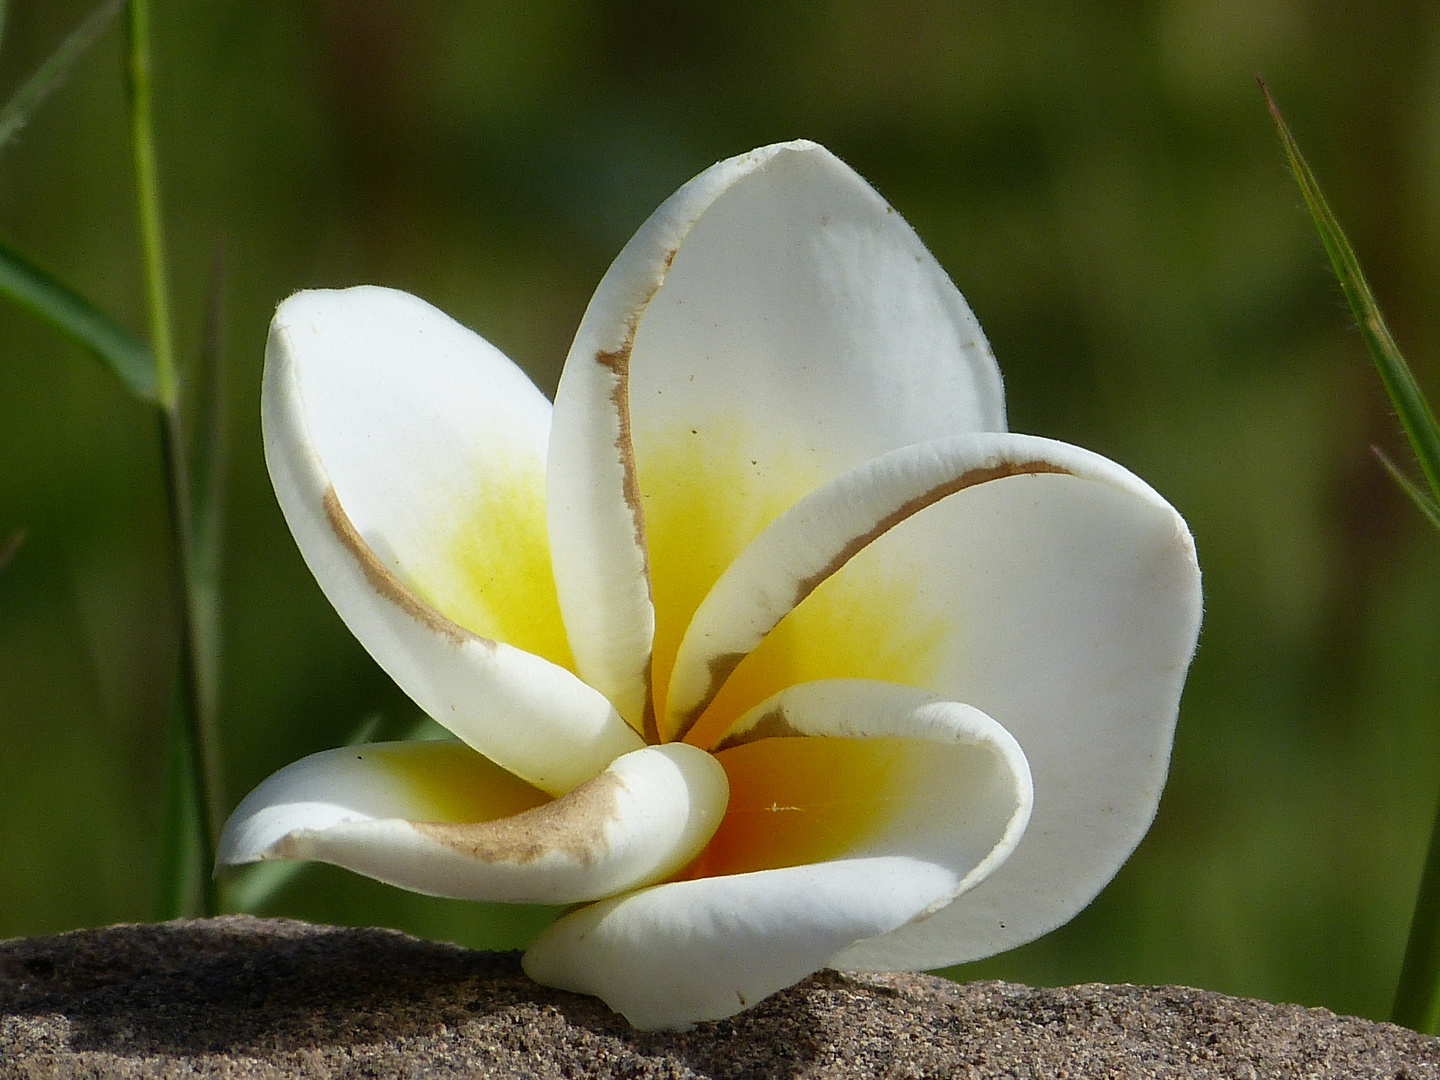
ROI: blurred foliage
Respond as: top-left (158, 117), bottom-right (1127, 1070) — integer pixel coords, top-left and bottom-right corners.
top-left (0, 0), bottom-right (1437, 1023)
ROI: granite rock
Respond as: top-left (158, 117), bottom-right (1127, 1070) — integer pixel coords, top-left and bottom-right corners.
top-left (0, 915), bottom-right (1434, 1078)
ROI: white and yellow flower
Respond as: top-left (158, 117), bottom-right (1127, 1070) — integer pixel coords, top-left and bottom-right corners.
top-left (217, 140), bottom-right (1203, 1030)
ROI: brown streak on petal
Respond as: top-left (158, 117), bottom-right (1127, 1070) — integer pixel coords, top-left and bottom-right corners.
top-left (641, 654), bottom-right (660, 745)
top-left (714, 707), bottom-right (800, 751)
top-left (413, 771), bottom-right (625, 866)
top-left (323, 487), bottom-right (485, 648)
top-left (678, 460), bottom-right (1073, 736)
top-left (672, 650), bottom-right (748, 742)
top-left (594, 244), bottom-right (680, 588)
top-left (790, 459), bottom-right (1073, 608)
top-left (591, 245), bottom-right (680, 735)
top-left (597, 332), bottom-right (658, 729)
top-left (595, 337), bottom-right (649, 584)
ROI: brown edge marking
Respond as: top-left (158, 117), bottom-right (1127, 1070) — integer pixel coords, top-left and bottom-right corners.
top-left (590, 243), bottom-right (680, 741)
top-left (595, 333), bottom-right (649, 583)
top-left (412, 770), bottom-right (625, 866)
top-left (323, 487), bottom-right (485, 649)
top-left (591, 238), bottom-right (679, 588)
top-left (790, 459), bottom-right (1073, 606)
top-left (671, 650), bottom-right (748, 741)
top-left (713, 706), bottom-right (801, 752)
top-left (640, 655), bottom-right (660, 745)
top-left (674, 458), bottom-right (1073, 743)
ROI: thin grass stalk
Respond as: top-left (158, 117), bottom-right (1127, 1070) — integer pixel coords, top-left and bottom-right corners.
top-left (156, 410), bottom-right (217, 915)
top-left (1396, 803), bottom-right (1440, 1032)
top-left (1261, 79), bottom-right (1440, 505)
top-left (189, 248), bottom-right (227, 723)
top-left (155, 665), bottom-right (201, 918)
top-left (1375, 448), bottom-right (1440, 533)
top-left (0, 0), bottom-right (126, 152)
top-left (125, 0), bottom-right (220, 914)
top-left (1261, 78), bottom-right (1440, 1032)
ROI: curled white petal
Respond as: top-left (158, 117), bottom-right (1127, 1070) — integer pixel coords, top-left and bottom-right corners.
top-left (524, 681), bottom-right (1030, 1029)
top-left (218, 741), bottom-right (727, 905)
top-left (523, 859), bottom-right (953, 1030)
top-left (650, 430), bottom-right (1199, 966)
top-left (819, 449), bottom-right (1202, 970)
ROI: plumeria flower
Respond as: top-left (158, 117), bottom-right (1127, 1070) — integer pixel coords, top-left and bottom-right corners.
top-left (217, 140), bottom-right (1202, 1030)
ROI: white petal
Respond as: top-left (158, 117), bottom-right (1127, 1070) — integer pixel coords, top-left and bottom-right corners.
top-left (547, 144), bottom-right (798, 733)
top-left (550, 146), bottom-right (800, 737)
top-left (265, 288), bottom-right (643, 794)
top-left (217, 741), bottom-right (727, 905)
top-left (673, 435), bottom-right (1200, 970)
top-left (666, 436), bottom-right (1077, 739)
top-left (524, 860), bottom-right (950, 1030)
top-left (626, 143), bottom-right (1005, 722)
top-left (523, 681), bottom-right (1030, 1029)
top-left (549, 140), bottom-right (1004, 731)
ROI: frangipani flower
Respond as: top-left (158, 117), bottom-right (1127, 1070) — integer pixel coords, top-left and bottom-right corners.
top-left (218, 140), bottom-right (1202, 1031)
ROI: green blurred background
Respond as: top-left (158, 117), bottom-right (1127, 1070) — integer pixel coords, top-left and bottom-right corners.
top-left (1, 0), bottom-right (1437, 1023)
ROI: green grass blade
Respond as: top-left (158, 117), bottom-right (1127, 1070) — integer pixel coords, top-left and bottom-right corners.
top-left (126, 0), bottom-right (221, 917)
top-left (155, 666), bottom-right (202, 920)
top-left (0, 0), bottom-right (125, 152)
top-left (1261, 80), bottom-right (1440, 507)
top-left (0, 239), bottom-right (156, 400)
top-left (1376, 448), bottom-right (1440, 534)
top-left (155, 409), bottom-right (218, 917)
top-left (187, 249), bottom-right (228, 816)
top-left (1395, 802), bottom-right (1440, 1033)
top-left (125, 0), bottom-right (177, 408)
top-left (1262, 80), bottom-right (1440, 1033)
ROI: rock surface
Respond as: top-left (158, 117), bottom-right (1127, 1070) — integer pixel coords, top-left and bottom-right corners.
top-left (0, 915), bottom-right (1435, 1078)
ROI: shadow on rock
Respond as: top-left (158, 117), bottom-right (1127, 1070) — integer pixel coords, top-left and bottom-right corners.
top-left (0, 915), bottom-right (828, 1076)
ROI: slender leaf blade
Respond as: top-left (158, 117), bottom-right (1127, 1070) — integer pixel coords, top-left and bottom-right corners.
top-left (0, 239), bottom-right (156, 400)
top-left (1265, 81), bottom-right (1440, 1033)
top-left (156, 666), bottom-right (202, 919)
top-left (1376, 448), bottom-right (1440, 534)
top-left (125, 0), bottom-right (177, 408)
top-left (1396, 802), bottom-right (1440, 1033)
top-left (0, 0), bottom-right (125, 152)
top-left (188, 248), bottom-right (228, 801)
top-left (1261, 79), bottom-right (1440, 507)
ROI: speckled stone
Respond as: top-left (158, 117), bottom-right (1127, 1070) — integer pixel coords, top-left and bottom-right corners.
top-left (0, 915), bottom-right (1435, 1078)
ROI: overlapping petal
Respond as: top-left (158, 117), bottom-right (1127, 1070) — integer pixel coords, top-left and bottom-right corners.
top-left (549, 140), bottom-right (1006, 729)
top-left (265, 288), bottom-right (642, 794)
top-left (669, 434), bottom-right (1200, 966)
top-left (666, 435), bottom-right (1076, 740)
top-left (524, 681), bottom-right (1031, 1028)
top-left (218, 740), bottom-right (727, 905)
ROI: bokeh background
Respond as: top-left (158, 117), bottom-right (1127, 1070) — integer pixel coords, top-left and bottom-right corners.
top-left (1, 0), bottom-right (1438, 1024)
